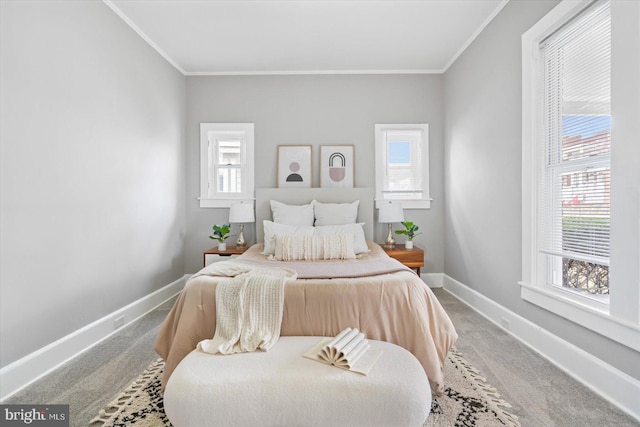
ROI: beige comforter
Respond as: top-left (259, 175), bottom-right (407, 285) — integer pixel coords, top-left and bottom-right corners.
top-left (155, 242), bottom-right (458, 394)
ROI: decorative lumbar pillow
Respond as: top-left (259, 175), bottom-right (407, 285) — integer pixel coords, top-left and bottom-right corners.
top-left (274, 234), bottom-right (356, 261)
top-left (262, 220), bottom-right (314, 255)
top-left (312, 200), bottom-right (359, 226)
top-left (270, 200), bottom-right (314, 226)
top-left (313, 223), bottom-right (369, 254)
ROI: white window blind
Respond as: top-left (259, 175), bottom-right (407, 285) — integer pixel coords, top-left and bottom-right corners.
top-left (539, 0), bottom-right (611, 269)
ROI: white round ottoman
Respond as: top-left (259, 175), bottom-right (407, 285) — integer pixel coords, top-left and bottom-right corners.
top-left (164, 336), bottom-right (431, 427)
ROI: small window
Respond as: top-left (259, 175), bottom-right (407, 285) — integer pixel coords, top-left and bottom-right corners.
top-left (200, 123), bottom-right (254, 208)
top-left (375, 124), bottom-right (430, 209)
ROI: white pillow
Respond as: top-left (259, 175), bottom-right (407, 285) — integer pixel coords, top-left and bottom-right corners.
top-left (313, 223), bottom-right (369, 254)
top-left (312, 200), bottom-right (359, 226)
top-left (270, 200), bottom-right (314, 226)
top-left (273, 234), bottom-right (356, 261)
top-left (262, 220), bottom-right (314, 255)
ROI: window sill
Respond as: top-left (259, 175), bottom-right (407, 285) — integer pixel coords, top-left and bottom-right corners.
top-left (519, 281), bottom-right (640, 352)
top-left (374, 199), bottom-right (432, 209)
top-left (199, 197), bottom-right (255, 208)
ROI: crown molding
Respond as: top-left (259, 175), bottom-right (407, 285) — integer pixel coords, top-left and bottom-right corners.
top-left (442, 0), bottom-right (510, 72)
top-left (103, 0), bottom-right (187, 75)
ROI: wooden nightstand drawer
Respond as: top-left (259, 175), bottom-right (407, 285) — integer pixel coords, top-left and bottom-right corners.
top-left (203, 246), bottom-right (247, 267)
top-left (383, 244), bottom-right (424, 275)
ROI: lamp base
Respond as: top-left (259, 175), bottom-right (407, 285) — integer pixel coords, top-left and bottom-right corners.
top-left (383, 223), bottom-right (396, 248)
top-left (236, 224), bottom-right (247, 248)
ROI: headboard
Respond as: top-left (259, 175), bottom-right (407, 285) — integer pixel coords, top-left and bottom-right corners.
top-left (255, 187), bottom-right (374, 242)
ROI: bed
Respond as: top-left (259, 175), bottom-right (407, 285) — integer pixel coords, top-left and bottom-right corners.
top-left (154, 188), bottom-right (458, 394)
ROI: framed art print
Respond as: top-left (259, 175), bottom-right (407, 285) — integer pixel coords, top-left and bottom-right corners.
top-left (277, 145), bottom-right (312, 188)
top-left (320, 145), bottom-right (354, 188)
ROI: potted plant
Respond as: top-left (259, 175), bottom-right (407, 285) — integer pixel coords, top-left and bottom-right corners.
top-left (395, 221), bottom-right (421, 249)
top-left (209, 223), bottom-right (232, 251)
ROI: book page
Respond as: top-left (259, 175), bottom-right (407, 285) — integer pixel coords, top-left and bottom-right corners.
top-left (304, 336), bottom-right (382, 375)
top-left (337, 331), bottom-right (365, 360)
top-left (336, 339), bottom-right (369, 368)
top-left (319, 328), bottom-right (352, 363)
top-left (331, 328), bottom-right (360, 353)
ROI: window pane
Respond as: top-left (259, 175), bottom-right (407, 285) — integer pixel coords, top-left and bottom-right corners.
top-left (217, 139), bottom-right (241, 165)
top-left (216, 166), bottom-right (242, 193)
top-left (562, 257), bottom-right (609, 295)
top-left (388, 141), bottom-right (411, 164)
top-left (562, 116), bottom-right (611, 161)
top-left (561, 169), bottom-right (610, 260)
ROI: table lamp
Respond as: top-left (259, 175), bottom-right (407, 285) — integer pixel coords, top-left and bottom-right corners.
top-left (378, 202), bottom-right (404, 248)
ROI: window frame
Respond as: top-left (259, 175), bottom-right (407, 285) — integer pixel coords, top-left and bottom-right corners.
top-left (374, 123), bottom-right (431, 209)
top-left (521, 0), bottom-right (640, 351)
top-left (199, 123), bottom-right (254, 208)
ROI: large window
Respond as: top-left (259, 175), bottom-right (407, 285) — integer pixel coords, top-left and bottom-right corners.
top-left (375, 124), bottom-right (430, 209)
top-left (540, 0), bottom-right (611, 299)
top-left (199, 123), bottom-right (254, 208)
top-left (521, 0), bottom-right (640, 351)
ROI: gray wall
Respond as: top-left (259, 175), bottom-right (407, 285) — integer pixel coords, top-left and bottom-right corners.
top-left (0, 1), bottom-right (187, 367)
top-left (443, 0), bottom-right (639, 380)
top-left (185, 75), bottom-right (445, 273)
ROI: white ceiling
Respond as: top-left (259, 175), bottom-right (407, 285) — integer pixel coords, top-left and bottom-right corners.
top-left (105, 0), bottom-right (508, 75)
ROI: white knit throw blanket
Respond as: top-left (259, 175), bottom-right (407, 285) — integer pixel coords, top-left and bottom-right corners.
top-left (195, 262), bottom-right (297, 355)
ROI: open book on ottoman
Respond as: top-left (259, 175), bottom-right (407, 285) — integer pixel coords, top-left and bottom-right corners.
top-left (303, 328), bottom-right (383, 375)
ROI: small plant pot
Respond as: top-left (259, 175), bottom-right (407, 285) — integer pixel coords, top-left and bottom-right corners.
top-left (405, 240), bottom-right (414, 249)
top-left (218, 242), bottom-right (227, 251)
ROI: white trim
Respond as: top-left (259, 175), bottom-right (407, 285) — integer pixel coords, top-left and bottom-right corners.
top-left (422, 272), bottom-right (444, 289)
top-left (102, 0), bottom-right (187, 75)
top-left (186, 69), bottom-right (444, 76)
top-left (442, 0), bottom-right (511, 72)
top-left (374, 198), bottom-right (433, 210)
top-left (522, 0), bottom-right (593, 46)
top-left (443, 274), bottom-right (640, 422)
top-left (0, 275), bottom-right (189, 401)
top-left (520, 282), bottom-right (640, 352)
top-left (198, 197), bottom-right (256, 209)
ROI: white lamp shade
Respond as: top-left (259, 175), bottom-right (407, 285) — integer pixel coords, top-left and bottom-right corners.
top-left (229, 202), bottom-right (255, 223)
top-left (378, 202), bottom-right (404, 223)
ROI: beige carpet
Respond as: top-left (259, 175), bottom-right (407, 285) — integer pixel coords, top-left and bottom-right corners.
top-left (90, 349), bottom-right (519, 427)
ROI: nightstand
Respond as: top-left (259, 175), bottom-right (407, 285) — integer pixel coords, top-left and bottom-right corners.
top-left (383, 244), bottom-right (424, 275)
top-left (203, 246), bottom-right (247, 267)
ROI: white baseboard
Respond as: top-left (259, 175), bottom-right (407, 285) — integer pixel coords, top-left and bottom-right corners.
top-left (443, 274), bottom-right (640, 422)
top-left (0, 274), bottom-right (188, 401)
top-left (422, 272), bottom-right (444, 288)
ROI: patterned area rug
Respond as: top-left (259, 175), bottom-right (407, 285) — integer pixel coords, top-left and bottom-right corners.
top-left (90, 348), bottom-right (520, 427)
top-left (425, 349), bottom-right (520, 427)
